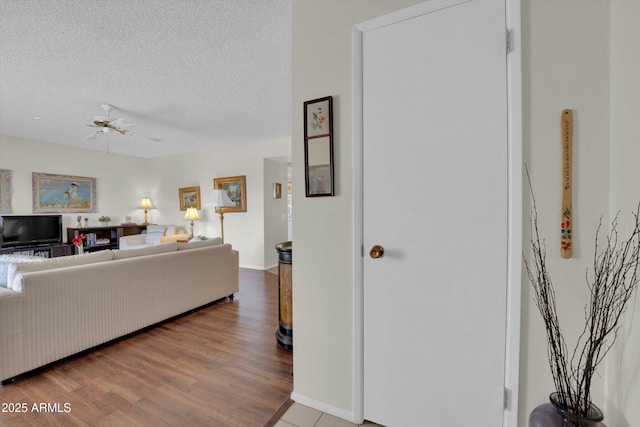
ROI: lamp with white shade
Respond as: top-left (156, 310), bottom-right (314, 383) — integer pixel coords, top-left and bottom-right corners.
top-left (184, 207), bottom-right (200, 238)
top-left (138, 197), bottom-right (154, 225)
top-left (212, 189), bottom-right (235, 243)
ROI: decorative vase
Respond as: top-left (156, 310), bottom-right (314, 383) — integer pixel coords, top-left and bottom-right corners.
top-left (76, 245), bottom-right (84, 255)
top-left (530, 393), bottom-right (606, 427)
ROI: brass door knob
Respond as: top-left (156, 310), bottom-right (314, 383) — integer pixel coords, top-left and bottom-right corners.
top-left (369, 245), bottom-right (384, 259)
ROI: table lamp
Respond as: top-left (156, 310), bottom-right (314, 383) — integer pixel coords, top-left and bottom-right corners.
top-left (138, 197), bottom-right (154, 225)
top-left (184, 207), bottom-right (200, 238)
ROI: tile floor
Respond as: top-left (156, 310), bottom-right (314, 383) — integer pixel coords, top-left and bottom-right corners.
top-left (274, 403), bottom-right (383, 427)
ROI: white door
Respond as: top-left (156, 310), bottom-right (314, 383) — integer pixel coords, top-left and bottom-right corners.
top-left (362, 1), bottom-right (510, 426)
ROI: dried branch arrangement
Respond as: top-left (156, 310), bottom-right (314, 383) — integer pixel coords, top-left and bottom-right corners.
top-left (524, 192), bottom-right (640, 417)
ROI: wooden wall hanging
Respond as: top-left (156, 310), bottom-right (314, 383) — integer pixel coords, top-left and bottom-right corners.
top-left (560, 109), bottom-right (573, 258)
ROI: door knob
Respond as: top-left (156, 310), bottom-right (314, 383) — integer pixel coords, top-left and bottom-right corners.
top-left (369, 245), bottom-right (384, 259)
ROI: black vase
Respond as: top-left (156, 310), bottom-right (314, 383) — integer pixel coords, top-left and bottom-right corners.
top-left (529, 393), bottom-right (606, 427)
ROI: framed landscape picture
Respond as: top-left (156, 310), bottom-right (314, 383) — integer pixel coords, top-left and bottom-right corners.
top-left (178, 186), bottom-right (201, 211)
top-left (32, 172), bottom-right (97, 213)
top-left (213, 175), bottom-right (246, 212)
top-left (0, 169), bottom-right (12, 213)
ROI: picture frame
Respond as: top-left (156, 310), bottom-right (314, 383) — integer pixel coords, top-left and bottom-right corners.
top-left (213, 175), bottom-right (246, 212)
top-left (273, 182), bottom-right (282, 199)
top-left (304, 96), bottom-right (334, 197)
top-left (32, 172), bottom-right (97, 213)
top-left (0, 169), bottom-right (12, 213)
top-left (178, 186), bottom-right (201, 211)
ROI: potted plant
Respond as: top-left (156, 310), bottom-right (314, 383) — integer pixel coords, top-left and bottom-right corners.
top-left (525, 193), bottom-right (640, 426)
top-left (98, 216), bottom-right (111, 226)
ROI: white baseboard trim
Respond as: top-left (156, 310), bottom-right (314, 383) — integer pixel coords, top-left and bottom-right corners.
top-left (290, 392), bottom-right (356, 424)
top-left (239, 264), bottom-right (270, 270)
top-left (264, 264), bottom-right (278, 270)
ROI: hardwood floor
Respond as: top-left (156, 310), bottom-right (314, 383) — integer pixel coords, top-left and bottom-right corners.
top-left (0, 268), bottom-right (293, 427)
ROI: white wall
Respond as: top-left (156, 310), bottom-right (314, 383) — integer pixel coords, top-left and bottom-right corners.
top-left (520, 1), bottom-right (611, 425)
top-left (0, 134), bottom-right (149, 230)
top-left (0, 134), bottom-right (290, 269)
top-left (147, 137), bottom-right (290, 269)
top-left (291, 0), bottom-right (422, 419)
top-left (606, 2), bottom-right (640, 426)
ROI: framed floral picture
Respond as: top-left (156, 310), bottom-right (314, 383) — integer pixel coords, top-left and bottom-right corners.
top-left (304, 96), bottom-right (334, 197)
top-left (0, 169), bottom-right (12, 213)
top-left (32, 172), bottom-right (97, 213)
top-left (213, 175), bottom-right (246, 212)
top-left (178, 186), bottom-right (201, 211)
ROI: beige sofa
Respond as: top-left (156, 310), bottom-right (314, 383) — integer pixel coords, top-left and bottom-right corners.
top-left (0, 239), bottom-right (239, 385)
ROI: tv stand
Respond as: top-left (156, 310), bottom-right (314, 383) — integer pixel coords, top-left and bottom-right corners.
top-left (0, 243), bottom-right (72, 258)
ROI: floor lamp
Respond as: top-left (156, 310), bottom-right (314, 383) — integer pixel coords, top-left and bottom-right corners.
top-left (212, 189), bottom-right (235, 243)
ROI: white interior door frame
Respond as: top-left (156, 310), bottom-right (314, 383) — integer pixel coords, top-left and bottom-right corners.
top-left (351, 1), bottom-right (522, 425)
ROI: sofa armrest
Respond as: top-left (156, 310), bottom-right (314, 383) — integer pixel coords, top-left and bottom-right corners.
top-left (118, 234), bottom-right (147, 249)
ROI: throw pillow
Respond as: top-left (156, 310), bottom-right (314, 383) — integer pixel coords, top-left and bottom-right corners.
top-left (145, 225), bottom-right (167, 245)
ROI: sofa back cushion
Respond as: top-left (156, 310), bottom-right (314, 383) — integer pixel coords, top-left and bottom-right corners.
top-left (8, 250), bottom-right (114, 292)
top-left (177, 237), bottom-right (223, 250)
top-left (113, 242), bottom-right (179, 259)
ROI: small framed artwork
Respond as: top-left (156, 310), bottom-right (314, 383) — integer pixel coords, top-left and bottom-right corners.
top-left (213, 175), bottom-right (247, 212)
top-left (0, 169), bottom-right (12, 213)
top-left (273, 182), bottom-right (282, 199)
top-left (178, 186), bottom-right (201, 211)
top-left (32, 172), bottom-right (97, 213)
top-left (304, 96), bottom-right (334, 197)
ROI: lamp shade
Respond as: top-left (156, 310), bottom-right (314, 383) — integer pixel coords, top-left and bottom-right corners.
top-left (212, 189), bottom-right (235, 211)
top-left (184, 207), bottom-right (200, 221)
top-left (138, 197), bottom-right (154, 209)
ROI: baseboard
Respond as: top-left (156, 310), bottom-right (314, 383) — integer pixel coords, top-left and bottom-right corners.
top-left (264, 398), bottom-right (294, 427)
top-left (239, 264), bottom-right (272, 270)
top-left (290, 392), bottom-right (357, 424)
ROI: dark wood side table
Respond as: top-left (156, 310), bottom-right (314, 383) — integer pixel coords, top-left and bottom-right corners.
top-left (275, 241), bottom-right (292, 349)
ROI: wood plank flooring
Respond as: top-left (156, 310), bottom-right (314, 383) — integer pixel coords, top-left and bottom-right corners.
top-left (0, 268), bottom-right (292, 427)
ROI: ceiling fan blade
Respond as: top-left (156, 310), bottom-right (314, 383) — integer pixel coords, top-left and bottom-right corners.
top-left (107, 123), bottom-right (128, 135)
top-left (110, 118), bottom-right (135, 128)
top-left (127, 131), bottom-right (162, 142)
top-left (85, 130), bottom-right (99, 140)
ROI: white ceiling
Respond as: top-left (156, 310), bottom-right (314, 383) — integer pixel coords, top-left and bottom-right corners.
top-left (0, 0), bottom-right (291, 158)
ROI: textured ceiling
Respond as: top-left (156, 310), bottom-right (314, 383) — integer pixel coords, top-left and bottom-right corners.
top-left (0, 0), bottom-right (291, 158)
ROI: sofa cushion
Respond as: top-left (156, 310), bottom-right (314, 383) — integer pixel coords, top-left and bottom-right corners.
top-left (160, 233), bottom-right (191, 243)
top-left (177, 237), bottom-right (223, 250)
top-left (8, 250), bottom-right (114, 292)
top-left (1, 255), bottom-right (46, 288)
top-left (113, 242), bottom-right (179, 259)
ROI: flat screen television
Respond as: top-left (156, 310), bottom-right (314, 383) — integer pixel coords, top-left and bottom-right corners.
top-left (0, 215), bottom-right (63, 248)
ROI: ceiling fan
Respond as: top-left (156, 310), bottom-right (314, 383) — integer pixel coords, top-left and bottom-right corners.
top-left (85, 104), bottom-right (162, 142)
